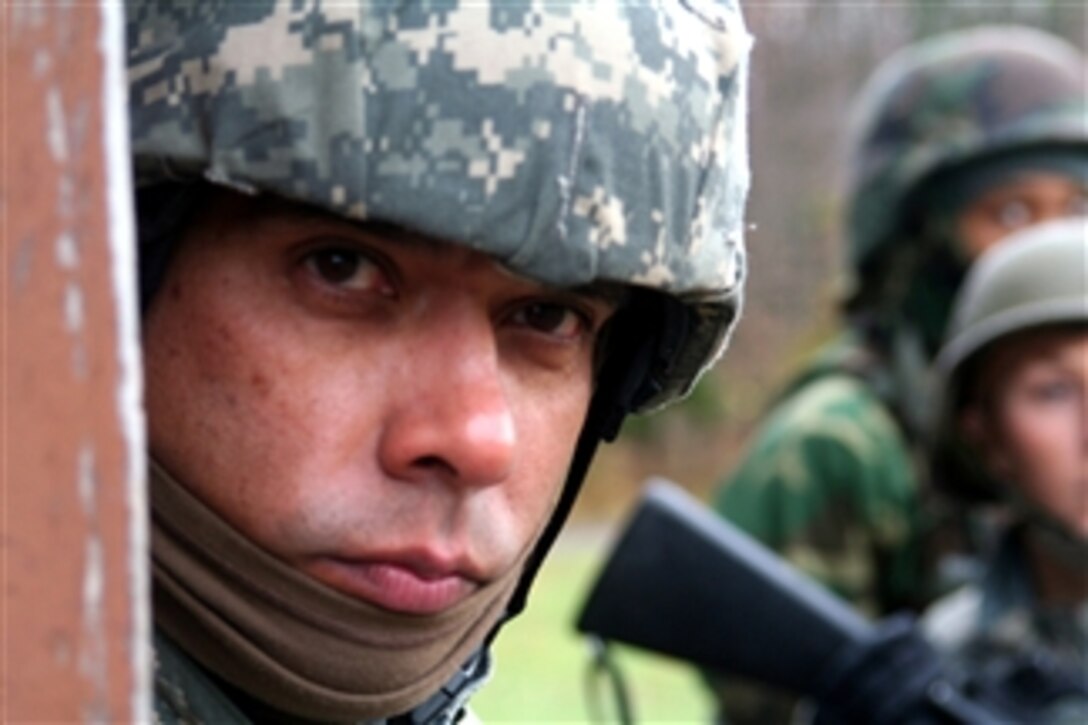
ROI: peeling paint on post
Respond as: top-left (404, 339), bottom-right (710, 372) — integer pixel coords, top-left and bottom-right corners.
top-left (2, 2), bottom-right (150, 722)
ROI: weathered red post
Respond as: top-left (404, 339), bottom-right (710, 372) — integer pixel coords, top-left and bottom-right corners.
top-left (2, 2), bottom-right (149, 721)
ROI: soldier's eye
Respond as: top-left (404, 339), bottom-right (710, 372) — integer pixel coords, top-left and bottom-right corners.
top-left (1029, 380), bottom-right (1078, 404)
top-left (304, 247), bottom-right (391, 295)
top-left (510, 301), bottom-right (588, 340)
top-left (993, 199), bottom-right (1033, 230)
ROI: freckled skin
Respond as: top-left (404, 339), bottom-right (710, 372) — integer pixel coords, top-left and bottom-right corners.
top-left (142, 191), bottom-right (615, 602)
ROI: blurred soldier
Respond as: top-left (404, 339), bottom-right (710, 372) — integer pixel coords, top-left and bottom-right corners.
top-left (923, 219), bottom-right (1088, 724)
top-left (127, 1), bottom-right (753, 722)
top-left (707, 26), bottom-right (1086, 723)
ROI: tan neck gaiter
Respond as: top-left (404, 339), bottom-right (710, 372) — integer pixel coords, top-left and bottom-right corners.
top-left (150, 461), bottom-right (522, 722)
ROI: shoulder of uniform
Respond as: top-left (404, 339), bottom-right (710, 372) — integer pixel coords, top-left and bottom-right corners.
top-left (766, 374), bottom-right (901, 444)
top-left (153, 630), bottom-right (252, 725)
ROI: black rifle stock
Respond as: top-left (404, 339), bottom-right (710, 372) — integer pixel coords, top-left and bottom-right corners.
top-left (575, 478), bottom-right (872, 697)
top-left (575, 480), bottom-right (1020, 724)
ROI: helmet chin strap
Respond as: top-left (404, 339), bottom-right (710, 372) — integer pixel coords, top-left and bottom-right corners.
top-left (400, 295), bottom-right (693, 723)
top-left (136, 182), bottom-right (211, 311)
top-left (983, 475), bottom-right (1088, 590)
top-left (1007, 484), bottom-right (1088, 575)
top-left (500, 292), bottom-right (692, 624)
top-left (1031, 521), bottom-right (1088, 576)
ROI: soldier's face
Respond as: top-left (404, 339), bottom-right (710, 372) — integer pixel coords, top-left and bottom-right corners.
top-left (956, 173), bottom-right (1087, 260)
top-left (967, 329), bottom-right (1088, 541)
top-left (142, 191), bottom-right (617, 614)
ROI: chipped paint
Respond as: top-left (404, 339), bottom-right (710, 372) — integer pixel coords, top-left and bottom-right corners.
top-left (80, 539), bottom-right (104, 654)
top-left (64, 282), bottom-right (84, 333)
top-left (33, 48), bottom-right (52, 78)
top-left (100, 1), bottom-right (153, 719)
top-left (55, 232), bottom-right (79, 270)
top-left (79, 533), bottom-right (108, 722)
top-left (57, 239), bottom-right (86, 380)
top-left (47, 89), bottom-right (69, 163)
top-left (75, 414), bottom-right (107, 721)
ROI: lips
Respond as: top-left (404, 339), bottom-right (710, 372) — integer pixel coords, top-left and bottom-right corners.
top-left (308, 554), bottom-right (480, 614)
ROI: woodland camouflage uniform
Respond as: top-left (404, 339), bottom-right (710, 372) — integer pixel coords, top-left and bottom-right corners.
top-left (708, 26), bottom-right (1087, 724)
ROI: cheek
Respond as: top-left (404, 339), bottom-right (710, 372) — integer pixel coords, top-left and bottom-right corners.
top-left (143, 278), bottom-right (370, 550)
top-left (144, 279), bottom-right (251, 464)
top-left (999, 407), bottom-right (1084, 515)
top-left (503, 373), bottom-right (593, 539)
top-left (956, 216), bottom-right (1001, 260)
top-left (144, 286), bottom-right (276, 501)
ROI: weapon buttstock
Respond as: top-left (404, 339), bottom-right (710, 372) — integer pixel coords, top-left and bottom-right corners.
top-left (576, 478), bottom-right (871, 697)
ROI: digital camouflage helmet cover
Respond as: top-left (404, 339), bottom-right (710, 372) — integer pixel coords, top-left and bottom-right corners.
top-left (127, 0), bottom-right (752, 415)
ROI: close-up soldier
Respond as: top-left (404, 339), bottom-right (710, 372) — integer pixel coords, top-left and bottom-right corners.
top-left (706, 25), bottom-right (1087, 723)
top-left (923, 218), bottom-right (1088, 724)
top-left (126, 1), bottom-right (752, 722)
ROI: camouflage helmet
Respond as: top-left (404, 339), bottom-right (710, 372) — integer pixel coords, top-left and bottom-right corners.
top-left (126, 0), bottom-right (752, 414)
top-left (845, 25), bottom-right (1086, 282)
top-left (931, 218), bottom-right (1088, 501)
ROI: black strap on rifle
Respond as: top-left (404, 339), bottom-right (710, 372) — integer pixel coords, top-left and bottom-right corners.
top-left (584, 636), bottom-right (634, 725)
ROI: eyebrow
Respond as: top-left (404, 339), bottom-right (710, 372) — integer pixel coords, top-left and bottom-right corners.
top-left (267, 196), bottom-right (631, 308)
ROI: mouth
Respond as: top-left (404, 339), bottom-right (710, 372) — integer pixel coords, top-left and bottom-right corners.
top-left (307, 553), bottom-right (480, 614)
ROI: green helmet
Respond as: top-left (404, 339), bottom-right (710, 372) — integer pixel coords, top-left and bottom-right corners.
top-left (845, 25), bottom-right (1086, 292)
top-left (931, 217), bottom-right (1088, 502)
top-left (127, 0), bottom-right (752, 415)
top-left (938, 219), bottom-right (1088, 379)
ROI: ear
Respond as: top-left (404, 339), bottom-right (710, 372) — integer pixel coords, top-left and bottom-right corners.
top-left (958, 404), bottom-right (1013, 478)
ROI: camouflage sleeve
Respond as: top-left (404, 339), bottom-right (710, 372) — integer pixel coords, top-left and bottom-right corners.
top-left (153, 630), bottom-right (252, 724)
top-left (711, 374), bottom-right (922, 615)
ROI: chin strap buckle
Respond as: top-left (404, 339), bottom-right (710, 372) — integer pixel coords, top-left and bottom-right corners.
top-left (392, 648), bottom-right (490, 725)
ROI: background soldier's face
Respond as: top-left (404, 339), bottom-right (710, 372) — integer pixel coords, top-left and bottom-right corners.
top-left (142, 191), bottom-right (617, 614)
top-left (966, 328), bottom-right (1088, 541)
top-left (955, 172), bottom-right (1088, 260)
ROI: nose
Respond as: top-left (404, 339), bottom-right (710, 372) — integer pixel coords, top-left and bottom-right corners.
top-left (1040, 185), bottom-right (1085, 225)
top-left (378, 311), bottom-right (517, 489)
top-left (1039, 203), bottom-right (1072, 226)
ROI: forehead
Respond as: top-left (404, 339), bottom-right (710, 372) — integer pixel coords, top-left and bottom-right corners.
top-left (190, 189), bottom-right (628, 305)
top-left (972, 170), bottom-right (1086, 198)
top-left (981, 326), bottom-right (1088, 381)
